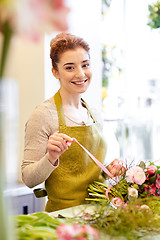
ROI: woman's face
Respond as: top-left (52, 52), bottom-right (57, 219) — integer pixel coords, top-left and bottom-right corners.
top-left (52, 47), bottom-right (92, 96)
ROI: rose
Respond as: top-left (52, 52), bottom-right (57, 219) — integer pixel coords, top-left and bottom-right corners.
top-left (156, 174), bottom-right (160, 189)
top-left (56, 223), bottom-right (99, 240)
top-left (126, 166), bottom-right (146, 185)
top-left (107, 158), bottom-right (124, 177)
top-left (128, 187), bottom-right (138, 198)
top-left (111, 197), bottom-right (124, 208)
top-left (147, 165), bottom-right (157, 175)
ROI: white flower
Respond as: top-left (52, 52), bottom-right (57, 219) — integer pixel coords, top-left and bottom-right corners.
top-left (140, 205), bottom-right (151, 212)
top-left (126, 166), bottom-right (146, 185)
top-left (128, 187), bottom-right (138, 198)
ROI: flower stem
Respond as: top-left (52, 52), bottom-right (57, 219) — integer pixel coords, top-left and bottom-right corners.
top-left (0, 21), bottom-right (13, 79)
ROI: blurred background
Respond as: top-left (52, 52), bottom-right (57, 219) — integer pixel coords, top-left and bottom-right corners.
top-left (1, 0), bottom-right (160, 217)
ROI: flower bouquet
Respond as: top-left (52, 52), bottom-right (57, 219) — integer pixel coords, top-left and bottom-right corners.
top-left (82, 159), bottom-right (160, 239)
top-left (86, 159), bottom-right (160, 207)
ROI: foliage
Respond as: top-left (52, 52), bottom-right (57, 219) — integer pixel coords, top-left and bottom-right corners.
top-left (14, 211), bottom-right (99, 240)
top-left (148, 0), bottom-right (160, 29)
top-left (14, 198), bottom-right (160, 240)
top-left (87, 198), bottom-right (160, 239)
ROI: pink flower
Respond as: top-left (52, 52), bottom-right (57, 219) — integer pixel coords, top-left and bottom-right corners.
top-left (111, 197), bottom-right (124, 208)
top-left (81, 225), bottom-right (99, 240)
top-left (107, 159), bottom-right (124, 177)
top-left (156, 174), bottom-right (160, 189)
top-left (126, 166), bottom-right (146, 185)
top-left (56, 223), bottom-right (99, 240)
top-left (147, 165), bottom-right (157, 175)
top-left (144, 184), bottom-right (156, 196)
top-left (1, 0), bottom-right (69, 40)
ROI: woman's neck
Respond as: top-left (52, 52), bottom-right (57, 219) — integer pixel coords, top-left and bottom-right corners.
top-left (59, 89), bottom-right (82, 109)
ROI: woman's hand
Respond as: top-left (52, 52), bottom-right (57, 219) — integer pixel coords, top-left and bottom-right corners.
top-left (46, 132), bottom-right (73, 165)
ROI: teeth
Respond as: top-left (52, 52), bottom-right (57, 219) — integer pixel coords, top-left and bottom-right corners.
top-left (72, 80), bottom-right (87, 85)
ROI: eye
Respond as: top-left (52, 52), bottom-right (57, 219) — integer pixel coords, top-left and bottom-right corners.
top-left (82, 63), bottom-right (90, 68)
top-left (65, 66), bottom-right (74, 70)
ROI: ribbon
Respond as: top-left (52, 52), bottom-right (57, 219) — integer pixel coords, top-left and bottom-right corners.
top-left (73, 138), bottom-right (113, 179)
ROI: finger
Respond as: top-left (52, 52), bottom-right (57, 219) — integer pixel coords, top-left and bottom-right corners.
top-left (47, 143), bottom-right (62, 152)
top-left (48, 138), bottom-right (68, 152)
top-left (50, 133), bottom-right (73, 148)
top-left (57, 133), bottom-right (74, 143)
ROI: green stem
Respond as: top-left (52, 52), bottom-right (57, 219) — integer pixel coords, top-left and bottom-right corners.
top-left (0, 21), bottom-right (13, 79)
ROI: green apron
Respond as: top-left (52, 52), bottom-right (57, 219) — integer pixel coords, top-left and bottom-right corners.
top-left (45, 90), bottom-right (107, 212)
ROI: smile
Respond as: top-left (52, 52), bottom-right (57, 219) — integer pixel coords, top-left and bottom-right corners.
top-left (71, 79), bottom-right (87, 85)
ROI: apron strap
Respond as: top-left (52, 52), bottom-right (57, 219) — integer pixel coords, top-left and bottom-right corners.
top-left (54, 90), bottom-right (66, 128)
top-left (54, 90), bottom-right (97, 128)
top-left (80, 98), bottom-right (97, 123)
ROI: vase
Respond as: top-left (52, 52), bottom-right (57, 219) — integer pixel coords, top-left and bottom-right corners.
top-left (0, 78), bottom-right (18, 240)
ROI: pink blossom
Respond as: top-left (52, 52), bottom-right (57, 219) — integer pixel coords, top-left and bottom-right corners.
top-left (126, 166), bottom-right (146, 185)
top-left (1, 0), bottom-right (69, 40)
top-left (107, 159), bottom-right (124, 177)
top-left (81, 225), bottom-right (99, 239)
top-left (111, 197), bottom-right (124, 208)
top-left (156, 174), bottom-right (160, 189)
top-left (56, 223), bottom-right (99, 240)
top-left (144, 184), bottom-right (156, 196)
top-left (147, 165), bottom-right (157, 175)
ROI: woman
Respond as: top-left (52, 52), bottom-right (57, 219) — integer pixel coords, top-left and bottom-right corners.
top-left (22, 33), bottom-right (107, 212)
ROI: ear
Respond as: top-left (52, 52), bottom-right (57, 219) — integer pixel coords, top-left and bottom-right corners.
top-left (52, 68), bottom-right (59, 79)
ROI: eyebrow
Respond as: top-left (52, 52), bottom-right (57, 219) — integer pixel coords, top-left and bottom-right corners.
top-left (63, 60), bottom-right (89, 66)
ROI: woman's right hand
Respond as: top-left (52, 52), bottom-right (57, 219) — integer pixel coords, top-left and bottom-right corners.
top-left (46, 132), bottom-right (73, 165)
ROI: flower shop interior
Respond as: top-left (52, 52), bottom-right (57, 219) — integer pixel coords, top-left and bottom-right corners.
top-left (1, 0), bottom-right (160, 239)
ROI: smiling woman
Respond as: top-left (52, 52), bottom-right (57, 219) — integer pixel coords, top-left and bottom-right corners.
top-left (21, 32), bottom-right (107, 212)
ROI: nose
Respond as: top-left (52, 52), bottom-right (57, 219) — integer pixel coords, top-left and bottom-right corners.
top-left (75, 67), bottom-right (85, 78)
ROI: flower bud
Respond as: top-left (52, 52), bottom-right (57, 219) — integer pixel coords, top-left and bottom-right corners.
top-left (147, 165), bottom-right (157, 175)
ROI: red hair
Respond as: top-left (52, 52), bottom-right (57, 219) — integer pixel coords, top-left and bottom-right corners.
top-left (50, 33), bottom-right (90, 70)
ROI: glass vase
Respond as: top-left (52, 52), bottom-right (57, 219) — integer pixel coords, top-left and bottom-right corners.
top-left (0, 79), bottom-right (17, 240)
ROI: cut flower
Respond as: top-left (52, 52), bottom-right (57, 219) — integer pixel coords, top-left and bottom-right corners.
top-left (111, 197), bottom-right (124, 208)
top-left (128, 187), bottom-right (138, 199)
top-left (126, 166), bottom-right (146, 185)
top-left (56, 223), bottom-right (99, 240)
top-left (156, 174), bottom-right (160, 189)
top-left (147, 165), bottom-right (157, 175)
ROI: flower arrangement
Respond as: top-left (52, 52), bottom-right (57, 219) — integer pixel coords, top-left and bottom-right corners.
top-left (14, 159), bottom-right (160, 240)
top-left (86, 159), bottom-right (160, 207)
